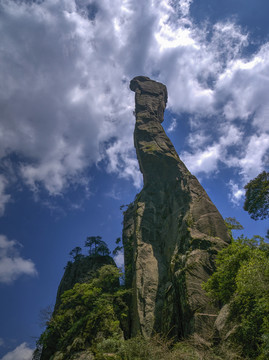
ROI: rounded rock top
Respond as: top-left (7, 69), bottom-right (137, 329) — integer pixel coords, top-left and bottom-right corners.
top-left (130, 76), bottom-right (168, 104)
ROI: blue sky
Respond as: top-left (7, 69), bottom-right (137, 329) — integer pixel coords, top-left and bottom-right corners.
top-left (0, 0), bottom-right (269, 358)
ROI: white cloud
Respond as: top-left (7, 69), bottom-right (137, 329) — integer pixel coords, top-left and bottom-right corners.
top-left (114, 251), bottom-right (124, 269)
top-left (0, 235), bottom-right (37, 284)
top-left (181, 143), bottom-right (221, 174)
top-left (179, 0), bottom-right (193, 17)
top-left (210, 21), bottom-right (248, 67)
top-left (0, 343), bottom-right (33, 360)
top-left (215, 43), bottom-right (269, 125)
top-left (228, 180), bottom-right (245, 206)
top-left (0, 0), bottom-right (136, 196)
top-left (105, 139), bottom-right (142, 189)
top-left (187, 131), bottom-right (209, 149)
top-left (0, 0), bottom-right (269, 207)
top-left (181, 124), bottom-right (243, 174)
top-left (167, 117), bottom-right (177, 133)
top-left (237, 133), bottom-right (269, 181)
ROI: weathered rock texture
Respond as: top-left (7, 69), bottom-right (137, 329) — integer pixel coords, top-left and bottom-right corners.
top-left (123, 76), bottom-right (230, 340)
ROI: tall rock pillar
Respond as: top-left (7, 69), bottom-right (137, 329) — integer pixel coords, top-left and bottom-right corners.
top-left (123, 76), bottom-right (230, 339)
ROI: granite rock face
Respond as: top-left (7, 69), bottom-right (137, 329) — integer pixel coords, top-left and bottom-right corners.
top-left (123, 76), bottom-right (230, 340)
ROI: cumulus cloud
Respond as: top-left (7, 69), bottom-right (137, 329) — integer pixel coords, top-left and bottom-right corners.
top-left (215, 44), bottom-right (269, 124)
top-left (0, 0), bottom-right (269, 209)
top-left (0, 235), bottom-right (37, 284)
top-left (0, 0), bottom-right (136, 197)
top-left (0, 343), bottom-right (33, 360)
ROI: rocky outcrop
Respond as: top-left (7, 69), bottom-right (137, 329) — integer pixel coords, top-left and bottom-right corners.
top-left (54, 255), bottom-right (115, 310)
top-left (123, 76), bottom-right (230, 340)
top-left (40, 255), bottom-right (119, 360)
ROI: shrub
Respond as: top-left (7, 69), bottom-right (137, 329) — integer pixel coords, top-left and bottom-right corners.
top-left (204, 236), bottom-right (269, 358)
top-left (37, 265), bottom-right (128, 359)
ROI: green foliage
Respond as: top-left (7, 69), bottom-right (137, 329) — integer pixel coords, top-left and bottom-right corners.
top-left (231, 251), bottom-right (269, 358)
top-left (94, 334), bottom-right (233, 360)
top-left (113, 237), bottom-right (123, 257)
top-left (204, 235), bottom-right (269, 358)
top-left (244, 171), bottom-right (269, 220)
top-left (224, 217), bottom-right (243, 238)
top-left (85, 236), bottom-right (111, 256)
top-left (38, 265), bottom-right (129, 359)
top-left (203, 236), bottom-right (257, 304)
top-left (69, 246), bottom-right (83, 261)
top-left (91, 264), bottom-right (120, 293)
top-left (95, 335), bottom-right (176, 360)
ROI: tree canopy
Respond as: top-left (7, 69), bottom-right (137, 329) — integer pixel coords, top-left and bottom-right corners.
top-left (244, 171), bottom-right (269, 220)
top-left (69, 246), bottom-right (83, 261)
top-left (224, 217), bottom-right (244, 238)
top-left (85, 236), bottom-right (110, 256)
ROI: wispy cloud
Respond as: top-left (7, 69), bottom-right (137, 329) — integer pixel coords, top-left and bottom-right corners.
top-left (179, 0), bottom-right (193, 17)
top-left (0, 235), bottom-right (37, 284)
top-left (167, 118), bottom-right (177, 133)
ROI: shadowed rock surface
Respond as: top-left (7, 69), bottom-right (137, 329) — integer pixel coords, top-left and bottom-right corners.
top-left (123, 76), bottom-right (230, 340)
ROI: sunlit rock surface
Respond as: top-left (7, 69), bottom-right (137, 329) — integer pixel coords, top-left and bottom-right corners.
top-left (123, 76), bottom-right (230, 339)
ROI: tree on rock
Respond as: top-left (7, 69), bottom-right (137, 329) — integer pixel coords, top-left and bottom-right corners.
top-left (112, 237), bottom-right (123, 256)
top-left (244, 171), bottom-right (269, 220)
top-left (97, 242), bottom-right (110, 256)
top-left (225, 217), bottom-right (243, 238)
top-left (85, 236), bottom-right (110, 256)
top-left (85, 236), bottom-right (102, 255)
top-left (69, 246), bottom-right (83, 261)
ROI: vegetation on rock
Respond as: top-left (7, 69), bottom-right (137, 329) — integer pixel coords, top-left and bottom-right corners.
top-left (36, 210), bottom-right (269, 360)
top-left (85, 236), bottom-right (111, 257)
top-left (244, 170), bottom-right (269, 220)
top-left (204, 234), bottom-right (269, 359)
top-left (38, 263), bottom-right (130, 360)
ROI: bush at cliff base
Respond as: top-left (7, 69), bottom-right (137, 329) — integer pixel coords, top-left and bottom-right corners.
top-left (203, 235), bottom-right (269, 359)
